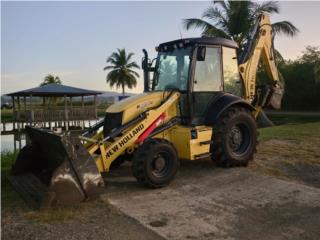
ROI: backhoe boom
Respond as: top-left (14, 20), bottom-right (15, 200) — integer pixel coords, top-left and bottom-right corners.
top-left (239, 13), bottom-right (282, 108)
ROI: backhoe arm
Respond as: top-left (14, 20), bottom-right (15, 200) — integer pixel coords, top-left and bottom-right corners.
top-left (238, 13), bottom-right (283, 110)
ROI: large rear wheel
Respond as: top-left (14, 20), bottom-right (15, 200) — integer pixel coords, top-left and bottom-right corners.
top-left (132, 139), bottom-right (179, 188)
top-left (211, 107), bottom-right (257, 167)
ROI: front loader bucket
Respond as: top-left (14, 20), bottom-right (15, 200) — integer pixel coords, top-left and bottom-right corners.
top-left (9, 126), bottom-right (105, 209)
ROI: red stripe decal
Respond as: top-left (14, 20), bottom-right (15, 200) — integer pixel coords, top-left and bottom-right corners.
top-left (135, 113), bottom-right (166, 144)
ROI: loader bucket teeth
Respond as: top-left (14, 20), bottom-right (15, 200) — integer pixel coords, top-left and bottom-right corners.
top-left (9, 126), bottom-right (105, 209)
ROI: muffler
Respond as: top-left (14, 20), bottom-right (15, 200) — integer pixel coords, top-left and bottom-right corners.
top-left (9, 126), bottom-right (105, 209)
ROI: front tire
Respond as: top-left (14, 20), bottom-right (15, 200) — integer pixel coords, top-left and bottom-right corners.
top-left (211, 107), bottom-right (257, 167)
top-left (132, 139), bottom-right (179, 188)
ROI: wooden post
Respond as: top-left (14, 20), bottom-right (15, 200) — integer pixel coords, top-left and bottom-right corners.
top-left (30, 95), bottom-right (33, 125)
top-left (24, 96), bottom-right (27, 125)
top-left (17, 96), bottom-right (20, 110)
top-left (81, 95), bottom-right (84, 129)
top-left (64, 95), bottom-right (68, 131)
top-left (94, 95), bottom-right (97, 119)
top-left (12, 96), bottom-right (16, 130)
top-left (14, 137), bottom-right (17, 152)
top-left (18, 135), bottom-right (22, 150)
top-left (70, 96), bottom-right (73, 127)
top-left (17, 96), bottom-right (21, 131)
top-left (26, 131), bottom-right (30, 145)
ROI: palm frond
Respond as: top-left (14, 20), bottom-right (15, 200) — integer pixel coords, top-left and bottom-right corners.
top-left (213, 0), bottom-right (228, 11)
top-left (103, 65), bottom-right (120, 71)
top-left (253, 1), bottom-right (279, 14)
top-left (41, 74), bottom-right (62, 86)
top-left (106, 57), bottom-right (119, 66)
top-left (202, 24), bottom-right (230, 38)
top-left (126, 52), bottom-right (134, 62)
top-left (202, 6), bottom-right (227, 28)
top-left (127, 69), bottom-right (140, 78)
top-left (126, 62), bottom-right (140, 69)
top-left (183, 18), bottom-right (214, 31)
top-left (272, 21), bottom-right (299, 37)
top-left (274, 48), bottom-right (285, 63)
top-left (108, 52), bottom-right (120, 61)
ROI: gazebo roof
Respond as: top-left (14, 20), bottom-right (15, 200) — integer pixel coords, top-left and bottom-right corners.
top-left (6, 84), bottom-right (102, 97)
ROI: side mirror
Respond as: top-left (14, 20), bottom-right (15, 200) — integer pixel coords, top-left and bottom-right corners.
top-left (197, 46), bottom-right (206, 61)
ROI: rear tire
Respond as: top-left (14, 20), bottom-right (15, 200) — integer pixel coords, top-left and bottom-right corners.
top-left (211, 107), bottom-right (257, 167)
top-left (132, 139), bottom-right (179, 188)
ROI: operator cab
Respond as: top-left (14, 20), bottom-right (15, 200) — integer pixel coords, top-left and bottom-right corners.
top-left (143, 37), bottom-right (243, 125)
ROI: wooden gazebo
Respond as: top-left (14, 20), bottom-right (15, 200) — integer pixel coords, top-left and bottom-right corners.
top-left (6, 84), bottom-right (102, 131)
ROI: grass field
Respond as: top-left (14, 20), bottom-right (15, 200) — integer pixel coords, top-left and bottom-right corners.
top-left (1, 109), bottom-right (13, 121)
top-left (251, 120), bottom-right (320, 188)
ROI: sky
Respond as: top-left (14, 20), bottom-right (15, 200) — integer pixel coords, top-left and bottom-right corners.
top-left (1, 1), bottom-right (320, 95)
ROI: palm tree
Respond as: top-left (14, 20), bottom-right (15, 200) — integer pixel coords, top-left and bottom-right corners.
top-left (183, 1), bottom-right (298, 54)
top-left (104, 48), bottom-right (140, 96)
top-left (40, 74), bottom-right (62, 86)
top-left (39, 74), bottom-right (62, 105)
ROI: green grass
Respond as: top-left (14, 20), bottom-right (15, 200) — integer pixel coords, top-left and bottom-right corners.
top-left (253, 120), bottom-right (320, 187)
top-left (1, 151), bottom-right (26, 209)
top-left (267, 112), bottom-right (320, 125)
top-left (1, 109), bottom-right (13, 121)
top-left (1, 151), bottom-right (17, 170)
top-left (259, 122), bottom-right (320, 141)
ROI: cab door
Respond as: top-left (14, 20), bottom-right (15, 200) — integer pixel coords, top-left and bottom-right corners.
top-left (190, 46), bottom-right (223, 124)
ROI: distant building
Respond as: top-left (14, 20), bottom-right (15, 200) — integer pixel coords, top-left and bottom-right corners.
top-left (6, 83), bottom-right (102, 130)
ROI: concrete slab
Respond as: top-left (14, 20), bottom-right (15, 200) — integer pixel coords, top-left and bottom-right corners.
top-left (104, 160), bottom-right (320, 240)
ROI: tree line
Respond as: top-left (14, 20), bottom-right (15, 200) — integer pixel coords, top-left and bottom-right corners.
top-left (277, 47), bottom-right (320, 111)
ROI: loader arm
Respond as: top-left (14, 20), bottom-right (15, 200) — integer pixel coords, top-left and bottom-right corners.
top-left (80, 91), bottom-right (180, 172)
top-left (238, 12), bottom-right (283, 113)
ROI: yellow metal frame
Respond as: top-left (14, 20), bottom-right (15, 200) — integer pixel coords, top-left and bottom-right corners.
top-left (79, 92), bottom-right (180, 172)
top-left (153, 125), bottom-right (213, 160)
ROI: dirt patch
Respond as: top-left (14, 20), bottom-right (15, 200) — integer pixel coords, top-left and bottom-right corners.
top-left (1, 198), bottom-right (165, 240)
top-left (232, 203), bottom-right (320, 240)
top-left (106, 162), bottom-right (320, 240)
top-left (149, 218), bottom-right (169, 227)
top-left (251, 137), bottom-right (320, 188)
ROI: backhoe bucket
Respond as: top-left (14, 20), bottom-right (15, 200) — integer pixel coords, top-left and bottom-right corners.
top-left (9, 126), bottom-right (105, 209)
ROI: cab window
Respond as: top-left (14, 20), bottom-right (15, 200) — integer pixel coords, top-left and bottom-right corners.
top-left (222, 47), bottom-right (242, 97)
top-left (193, 47), bottom-right (222, 92)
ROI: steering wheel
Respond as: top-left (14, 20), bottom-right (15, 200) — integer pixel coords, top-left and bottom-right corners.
top-left (164, 84), bottom-right (180, 91)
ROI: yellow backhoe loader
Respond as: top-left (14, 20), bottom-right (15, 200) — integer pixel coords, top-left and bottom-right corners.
top-left (9, 13), bottom-right (284, 208)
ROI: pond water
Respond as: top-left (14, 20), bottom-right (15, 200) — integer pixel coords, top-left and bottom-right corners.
top-left (1, 120), bottom-right (101, 153)
top-left (1, 134), bottom-right (26, 152)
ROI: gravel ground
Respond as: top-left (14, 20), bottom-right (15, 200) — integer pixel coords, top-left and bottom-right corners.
top-left (1, 198), bottom-right (165, 240)
top-left (106, 161), bottom-right (320, 240)
top-left (2, 137), bottom-right (320, 240)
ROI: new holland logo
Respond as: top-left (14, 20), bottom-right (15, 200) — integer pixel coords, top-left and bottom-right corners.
top-left (106, 123), bottom-right (145, 158)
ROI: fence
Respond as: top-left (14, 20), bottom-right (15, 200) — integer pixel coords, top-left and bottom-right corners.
top-left (13, 106), bottom-right (97, 123)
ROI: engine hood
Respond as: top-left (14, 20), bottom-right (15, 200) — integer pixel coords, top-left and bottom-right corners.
top-left (106, 91), bottom-right (169, 124)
